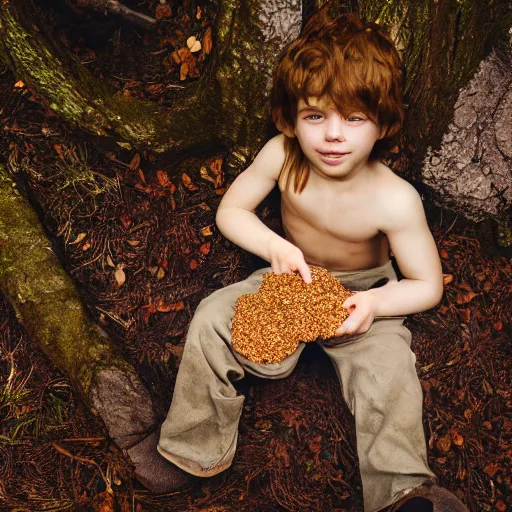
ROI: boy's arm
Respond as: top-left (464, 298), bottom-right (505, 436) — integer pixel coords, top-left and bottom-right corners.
top-left (337, 184), bottom-right (443, 335)
top-left (216, 135), bottom-right (312, 282)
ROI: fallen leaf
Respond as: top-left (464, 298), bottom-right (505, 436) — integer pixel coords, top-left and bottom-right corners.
top-left (200, 166), bottom-right (216, 184)
top-left (255, 420), bottom-right (272, 430)
top-left (199, 242), bottom-right (211, 255)
top-left (157, 267), bottom-right (166, 280)
top-left (440, 249), bottom-right (449, 259)
top-left (443, 274), bottom-right (453, 285)
top-left (115, 266), bottom-right (126, 287)
top-left (187, 35), bottom-right (202, 53)
top-left (82, 242), bottom-right (91, 251)
top-left (106, 255), bottom-right (115, 267)
top-left (54, 144), bottom-right (64, 160)
top-left (157, 170), bottom-right (170, 187)
top-left (493, 321), bottom-right (503, 331)
top-left (203, 27), bottom-right (213, 54)
top-left (483, 463), bottom-right (500, 478)
top-left (120, 214), bottom-right (131, 228)
top-left (190, 259), bottom-right (199, 270)
top-left (14, 80), bottom-right (25, 88)
top-left (436, 434), bottom-right (451, 454)
top-left (182, 173), bottom-right (199, 191)
top-left (157, 301), bottom-right (185, 312)
top-left (215, 188), bottom-right (226, 195)
top-left (201, 225), bottom-right (213, 236)
top-left (180, 62), bottom-right (189, 80)
top-left (495, 501), bottom-right (506, 512)
top-left (309, 442), bottom-right (321, 453)
top-left (196, 5), bottom-right (202, 18)
top-left (70, 233), bottom-right (87, 245)
top-left (156, 3), bottom-right (172, 19)
top-left (127, 240), bottom-right (140, 247)
top-left (129, 153), bottom-right (140, 170)
top-left (190, 40), bottom-right (201, 53)
top-left (451, 431), bottom-right (464, 446)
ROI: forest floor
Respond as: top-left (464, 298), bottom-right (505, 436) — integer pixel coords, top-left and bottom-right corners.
top-left (0, 1), bottom-right (511, 511)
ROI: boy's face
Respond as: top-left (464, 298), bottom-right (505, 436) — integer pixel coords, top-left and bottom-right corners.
top-left (294, 97), bottom-right (381, 181)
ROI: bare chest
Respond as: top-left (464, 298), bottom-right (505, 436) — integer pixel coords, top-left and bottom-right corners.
top-left (281, 187), bottom-right (380, 242)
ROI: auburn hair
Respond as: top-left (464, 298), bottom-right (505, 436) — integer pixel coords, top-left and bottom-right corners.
top-left (271, 11), bottom-right (404, 193)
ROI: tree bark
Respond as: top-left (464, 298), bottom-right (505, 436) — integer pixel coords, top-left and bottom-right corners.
top-left (357, 0), bottom-right (512, 227)
top-left (0, 164), bottom-right (156, 450)
top-left (0, 0), bottom-right (303, 162)
top-left (72, 0), bottom-right (157, 29)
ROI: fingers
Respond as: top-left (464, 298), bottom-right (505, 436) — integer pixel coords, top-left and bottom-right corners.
top-left (297, 261), bottom-right (312, 284)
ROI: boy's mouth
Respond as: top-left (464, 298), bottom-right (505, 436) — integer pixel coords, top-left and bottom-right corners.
top-left (318, 152), bottom-right (349, 162)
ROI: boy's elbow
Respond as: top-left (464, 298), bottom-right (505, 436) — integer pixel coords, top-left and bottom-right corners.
top-left (430, 282), bottom-right (444, 308)
top-left (215, 207), bottom-right (229, 234)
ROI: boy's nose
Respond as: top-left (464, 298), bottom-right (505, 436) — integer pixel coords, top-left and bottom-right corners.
top-left (325, 117), bottom-right (346, 141)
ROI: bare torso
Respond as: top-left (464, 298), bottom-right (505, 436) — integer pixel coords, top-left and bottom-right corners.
top-left (279, 162), bottom-right (392, 271)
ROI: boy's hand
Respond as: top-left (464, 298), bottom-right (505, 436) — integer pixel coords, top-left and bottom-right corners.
top-left (335, 290), bottom-right (377, 336)
top-left (268, 236), bottom-right (312, 284)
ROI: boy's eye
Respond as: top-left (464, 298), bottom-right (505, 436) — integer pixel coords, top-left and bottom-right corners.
top-left (305, 114), bottom-right (323, 121)
top-left (347, 116), bottom-right (365, 122)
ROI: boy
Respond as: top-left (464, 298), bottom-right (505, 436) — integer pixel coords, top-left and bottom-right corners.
top-left (131, 12), bottom-right (469, 512)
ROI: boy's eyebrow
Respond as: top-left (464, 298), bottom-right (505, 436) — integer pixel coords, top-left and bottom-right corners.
top-left (298, 105), bottom-right (324, 113)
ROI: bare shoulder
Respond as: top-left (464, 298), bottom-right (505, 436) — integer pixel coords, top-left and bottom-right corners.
top-left (248, 133), bottom-right (287, 180)
top-left (372, 163), bottom-right (426, 231)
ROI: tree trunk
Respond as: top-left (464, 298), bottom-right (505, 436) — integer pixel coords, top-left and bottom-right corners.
top-left (0, 164), bottom-right (156, 450)
top-left (72, 0), bottom-right (157, 29)
top-left (358, 0), bottom-right (512, 227)
top-left (0, 0), bottom-right (303, 162)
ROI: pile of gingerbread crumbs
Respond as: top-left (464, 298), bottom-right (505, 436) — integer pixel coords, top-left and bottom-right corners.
top-left (231, 266), bottom-right (352, 363)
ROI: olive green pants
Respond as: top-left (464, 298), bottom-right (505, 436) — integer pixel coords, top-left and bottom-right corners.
top-left (158, 261), bottom-right (435, 512)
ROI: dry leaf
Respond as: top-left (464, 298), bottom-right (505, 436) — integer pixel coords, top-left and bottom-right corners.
top-left (127, 240), bottom-right (140, 247)
top-left (148, 266), bottom-right (158, 276)
top-left (190, 259), bottom-right (199, 270)
top-left (157, 267), bottom-right (166, 280)
top-left (443, 274), bottom-right (453, 285)
top-left (157, 170), bottom-right (170, 187)
top-left (129, 153), bottom-right (140, 170)
top-left (14, 80), bottom-right (25, 88)
top-left (54, 144), bottom-right (64, 160)
top-left (156, 3), bottom-right (172, 19)
top-left (157, 301), bottom-right (185, 312)
top-left (115, 266), bottom-right (126, 287)
top-left (82, 242), bottom-right (91, 251)
top-left (203, 27), bottom-right (213, 54)
top-left (451, 431), bottom-right (464, 446)
top-left (180, 62), bottom-right (189, 80)
top-left (187, 36), bottom-right (202, 53)
top-left (196, 5), bottom-right (202, 18)
top-left (483, 463), bottom-right (500, 478)
top-left (199, 242), bottom-right (211, 255)
top-left (201, 225), bottom-right (213, 236)
top-left (106, 255), bottom-right (115, 267)
top-left (120, 214), bottom-right (131, 228)
top-left (190, 40), bottom-right (201, 53)
top-left (182, 173), bottom-right (199, 190)
top-left (436, 434), bottom-right (451, 454)
top-left (440, 249), bottom-right (449, 259)
top-left (70, 233), bottom-right (87, 245)
top-left (215, 188), bottom-right (226, 195)
top-left (455, 291), bottom-right (478, 304)
top-left (200, 166), bottom-right (216, 184)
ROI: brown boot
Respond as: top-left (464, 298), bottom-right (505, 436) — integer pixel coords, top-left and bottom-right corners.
top-left (389, 482), bottom-right (469, 512)
top-left (126, 430), bottom-right (197, 493)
